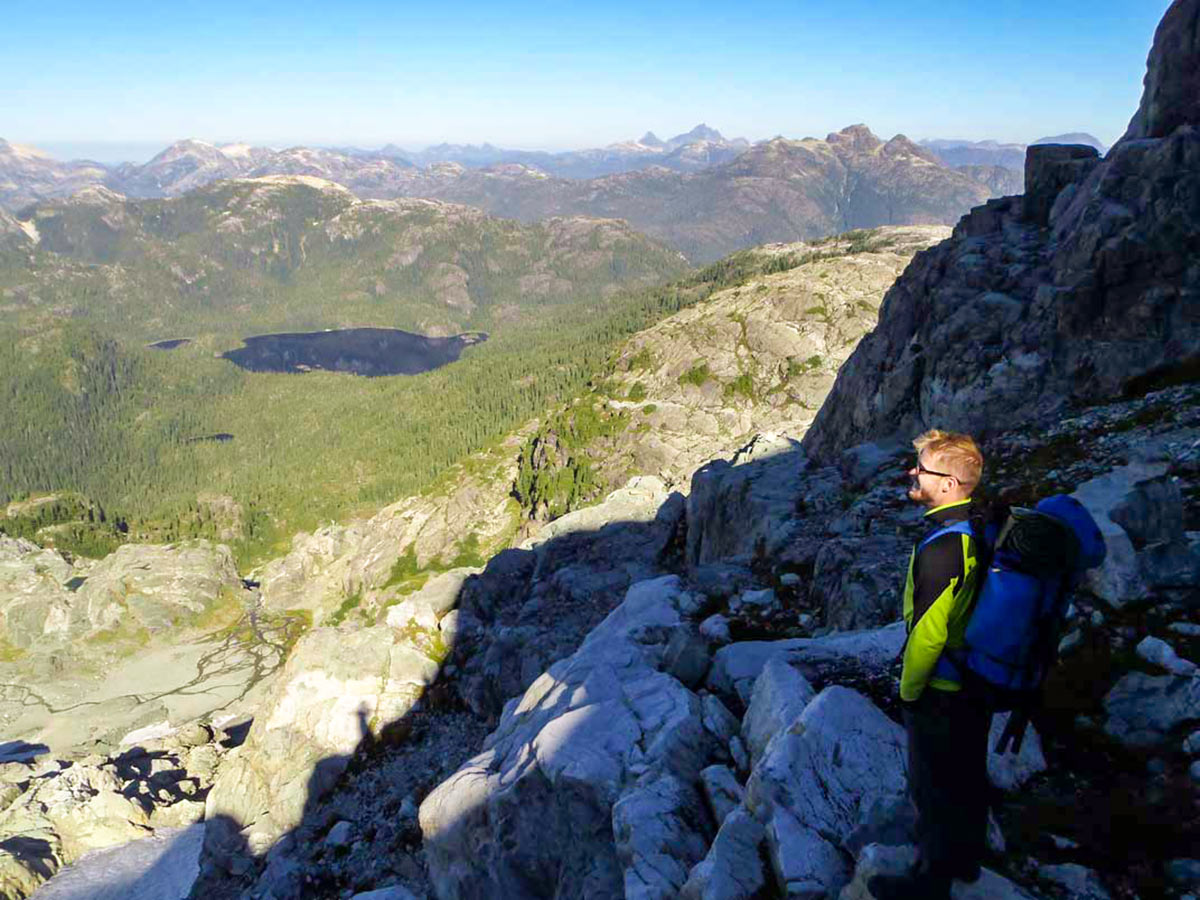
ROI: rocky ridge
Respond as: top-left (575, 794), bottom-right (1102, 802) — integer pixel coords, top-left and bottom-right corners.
top-left (803, 65), bottom-right (1200, 461)
top-left (580, 226), bottom-right (951, 493)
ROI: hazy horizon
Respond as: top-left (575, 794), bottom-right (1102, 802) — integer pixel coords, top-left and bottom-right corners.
top-left (4, 0), bottom-right (1169, 165)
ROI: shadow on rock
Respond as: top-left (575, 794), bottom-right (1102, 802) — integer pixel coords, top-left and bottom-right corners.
top-left (0, 741), bottom-right (49, 764)
top-left (33, 822), bottom-right (214, 900)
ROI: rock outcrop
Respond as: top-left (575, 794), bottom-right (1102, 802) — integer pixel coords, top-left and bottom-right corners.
top-left (1123, 0), bottom-right (1200, 140)
top-left (256, 435), bottom-right (525, 625)
top-left (452, 477), bottom-right (685, 720)
top-left (203, 621), bottom-right (444, 869)
top-left (744, 686), bottom-right (907, 896)
top-left (0, 723), bottom-right (229, 897)
top-left (510, 228), bottom-right (948, 530)
top-left (0, 537), bottom-right (240, 649)
top-left (420, 576), bottom-right (712, 899)
top-left (0, 538), bottom-right (286, 764)
top-left (802, 0), bottom-right (1200, 463)
top-left (595, 228), bottom-right (949, 487)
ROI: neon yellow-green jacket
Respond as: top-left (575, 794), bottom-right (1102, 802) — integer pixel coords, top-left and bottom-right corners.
top-left (900, 499), bottom-right (982, 702)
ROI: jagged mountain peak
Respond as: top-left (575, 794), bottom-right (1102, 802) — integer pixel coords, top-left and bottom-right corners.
top-left (826, 124), bottom-right (884, 153)
top-left (638, 131), bottom-right (665, 148)
top-left (668, 123), bottom-right (725, 145)
top-left (881, 133), bottom-right (941, 163)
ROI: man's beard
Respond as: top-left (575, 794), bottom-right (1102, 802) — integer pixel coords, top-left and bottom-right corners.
top-left (908, 479), bottom-right (928, 503)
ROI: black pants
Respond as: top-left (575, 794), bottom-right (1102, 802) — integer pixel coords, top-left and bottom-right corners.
top-left (902, 687), bottom-right (992, 879)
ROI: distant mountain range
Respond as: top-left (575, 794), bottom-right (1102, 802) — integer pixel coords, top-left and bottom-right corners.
top-left (0, 125), bottom-right (749, 212)
top-left (1, 125), bottom-right (1024, 262)
top-left (378, 125), bottom-right (1024, 261)
top-left (921, 132), bottom-right (1108, 171)
top-left (383, 124), bottom-right (751, 177)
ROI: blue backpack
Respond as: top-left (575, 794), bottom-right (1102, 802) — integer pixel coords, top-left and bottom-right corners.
top-left (928, 495), bottom-right (1107, 711)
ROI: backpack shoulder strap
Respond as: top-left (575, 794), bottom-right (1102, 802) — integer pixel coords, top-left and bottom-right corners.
top-left (918, 519), bottom-right (974, 552)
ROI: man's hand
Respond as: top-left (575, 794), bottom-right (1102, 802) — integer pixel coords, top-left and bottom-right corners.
top-left (995, 707), bottom-right (1031, 754)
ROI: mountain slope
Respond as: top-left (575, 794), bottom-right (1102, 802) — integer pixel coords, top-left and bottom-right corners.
top-left (0, 139), bottom-right (109, 211)
top-left (510, 226), bottom-right (951, 521)
top-left (0, 179), bottom-right (688, 562)
top-left (3, 176), bottom-right (683, 340)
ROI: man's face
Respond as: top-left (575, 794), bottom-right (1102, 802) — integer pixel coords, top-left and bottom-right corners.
top-left (906, 451), bottom-right (956, 508)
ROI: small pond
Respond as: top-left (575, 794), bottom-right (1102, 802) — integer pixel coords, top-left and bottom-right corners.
top-left (147, 339), bottom-right (192, 350)
top-left (220, 328), bottom-right (487, 376)
top-left (185, 433), bottom-right (234, 444)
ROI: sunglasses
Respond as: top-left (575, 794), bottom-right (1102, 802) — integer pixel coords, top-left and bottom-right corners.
top-left (913, 460), bottom-right (956, 480)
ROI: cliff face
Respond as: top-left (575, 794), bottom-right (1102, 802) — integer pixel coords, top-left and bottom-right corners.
top-left (802, 0), bottom-right (1200, 464)
top-left (1123, 0), bottom-right (1200, 141)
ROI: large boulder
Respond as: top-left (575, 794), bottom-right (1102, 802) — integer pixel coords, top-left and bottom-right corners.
top-left (686, 434), bottom-right (811, 568)
top-left (74, 540), bottom-right (242, 634)
top-left (419, 576), bottom-right (713, 900)
top-left (1103, 670), bottom-right (1200, 747)
top-left (745, 687), bottom-right (908, 897)
top-left (0, 536), bottom-right (75, 649)
top-left (203, 624), bottom-right (441, 869)
top-left (741, 658), bottom-right (816, 765)
top-left (680, 806), bottom-right (767, 900)
top-left (613, 774), bottom-right (712, 900)
top-left (1071, 464), bottom-right (1166, 607)
top-left (708, 624), bottom-right (906, 706)
top-left (839, 843), bottom-right (1039, 899)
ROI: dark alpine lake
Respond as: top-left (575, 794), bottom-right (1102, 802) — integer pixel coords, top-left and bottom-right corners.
top-left (220, 328), bottom-right (488, 376)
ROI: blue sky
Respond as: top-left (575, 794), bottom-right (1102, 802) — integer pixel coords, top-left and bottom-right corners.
top-left (2, 0), bottom-right (1171, 162)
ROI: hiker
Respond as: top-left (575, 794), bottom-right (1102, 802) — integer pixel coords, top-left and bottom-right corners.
top-left (871, 429), bottom-right (990, 900)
